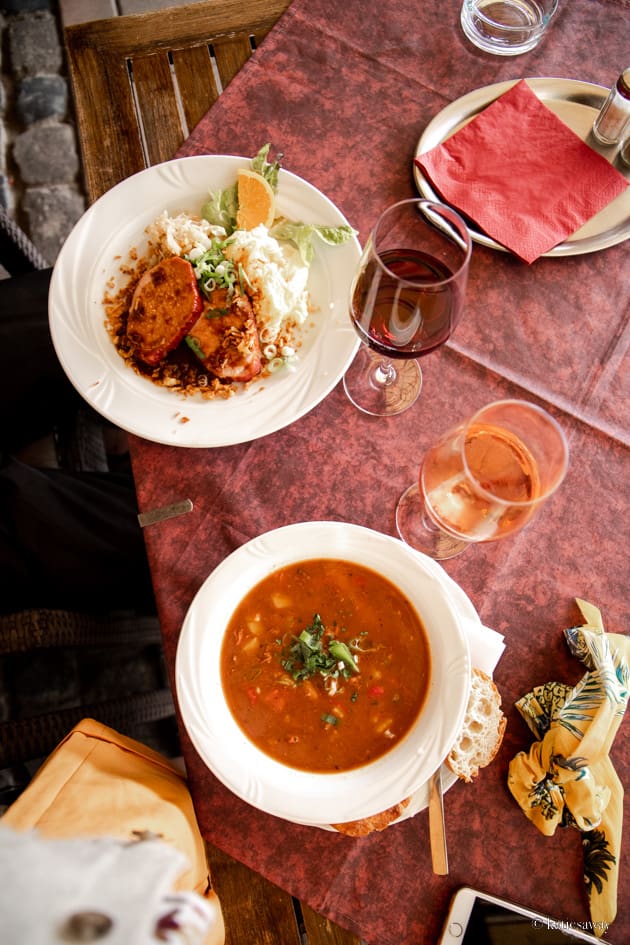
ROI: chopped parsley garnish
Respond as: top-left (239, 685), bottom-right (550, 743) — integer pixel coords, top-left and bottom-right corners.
top-left (280, 614), bottom-right (360, 682)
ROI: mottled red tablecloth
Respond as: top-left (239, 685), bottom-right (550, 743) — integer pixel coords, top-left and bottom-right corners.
top-left (129, 0), bottom-right (630, 942)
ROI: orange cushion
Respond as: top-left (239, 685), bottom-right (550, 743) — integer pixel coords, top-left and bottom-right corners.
top-left (3, 718), bottom-right (224, 943)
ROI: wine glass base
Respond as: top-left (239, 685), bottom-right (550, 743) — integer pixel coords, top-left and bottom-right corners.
top-left (343, 346), bottom-right (422, 417)
top-left (395, 482), bottom-right (471, 560)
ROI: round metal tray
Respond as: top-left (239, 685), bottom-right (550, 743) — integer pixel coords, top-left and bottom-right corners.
top-left (414, 77), bottom-right (630, 257)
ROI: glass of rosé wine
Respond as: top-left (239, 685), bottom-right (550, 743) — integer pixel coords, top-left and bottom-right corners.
top-left (396, 400), bottom-right (569, 559)
top-left (343, 198), bottom-right (472, 416)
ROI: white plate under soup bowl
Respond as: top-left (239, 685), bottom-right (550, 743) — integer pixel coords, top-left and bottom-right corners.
top-left (175, 521), bottom-right (472, 826)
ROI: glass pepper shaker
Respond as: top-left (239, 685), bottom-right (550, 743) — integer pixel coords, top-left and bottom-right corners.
top-left (592, 69), bottom-right (630, 145)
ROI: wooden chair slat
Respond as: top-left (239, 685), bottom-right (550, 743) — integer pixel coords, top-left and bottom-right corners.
top-left (67, 0), bottom-right (291, 56)
top-left (171, 44), bottom-right (221, 133)
top-left (212, 34), bottom-right (255, 92)
top-left (65, 48), bottom-right (146, 199)
top-left (130, 51), bottom-right (188, 165)
top-left (252, 21), bottom-right (282, 48)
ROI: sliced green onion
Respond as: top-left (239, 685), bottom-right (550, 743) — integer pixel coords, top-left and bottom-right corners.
top-left (185, 336), bottom-right (205, 359)
top-left (321, 713), bottom-right (338, 726)
top-left (328, 640), bottom-right (359, 674)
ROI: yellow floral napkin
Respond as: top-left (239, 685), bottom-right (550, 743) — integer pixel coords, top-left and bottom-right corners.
top-left (508, 600), bottom-right (630, 938)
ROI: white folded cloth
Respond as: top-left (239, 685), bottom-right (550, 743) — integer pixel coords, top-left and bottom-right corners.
top-left (463, 617), bottom-right (506, 676)
top-left (0, 826), bottom-right (217, 945)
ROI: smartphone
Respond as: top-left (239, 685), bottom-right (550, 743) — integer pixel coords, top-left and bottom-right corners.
top-left (438, 887), bottom-right (612, 944)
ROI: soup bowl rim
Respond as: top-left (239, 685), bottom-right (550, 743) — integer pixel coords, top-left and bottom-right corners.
top-left (176, 520), bottom-right (472, 825)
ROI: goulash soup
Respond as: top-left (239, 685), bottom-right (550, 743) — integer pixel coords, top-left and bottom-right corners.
top-left (220, 558), bottom-right (431, 773)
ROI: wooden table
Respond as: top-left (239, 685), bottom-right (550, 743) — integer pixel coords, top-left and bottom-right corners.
top-left (63, 0), bottom-right (629, 943)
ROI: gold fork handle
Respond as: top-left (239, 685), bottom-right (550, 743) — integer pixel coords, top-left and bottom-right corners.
top-left (428, 767), bottom-right (449, 875)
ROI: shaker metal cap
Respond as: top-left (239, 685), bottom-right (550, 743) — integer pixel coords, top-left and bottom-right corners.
top-left (617, 68), bottom-right (630, 98)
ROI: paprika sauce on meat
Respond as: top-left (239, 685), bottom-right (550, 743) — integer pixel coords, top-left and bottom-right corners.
top-left (220, 559), bottom-right (431, 773)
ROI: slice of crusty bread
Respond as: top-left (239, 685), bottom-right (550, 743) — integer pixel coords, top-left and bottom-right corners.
top-left (446, 667), bottom-right (506, 783)
top-left (331, 797), bottom-right (411, 837)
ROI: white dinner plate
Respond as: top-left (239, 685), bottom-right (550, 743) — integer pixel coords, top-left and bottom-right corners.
top-left (49, 155), bottom-right (361, 447)
top-left (414, 77), bottom-right (630, 257)
top-left (175, 522), bottom-right (472, 827)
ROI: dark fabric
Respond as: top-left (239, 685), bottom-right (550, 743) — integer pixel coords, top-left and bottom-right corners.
top-left (0, 268), bottom-right (81, 454)
top-left (0, 269), bottom-right (155, 615)
top-left (0, 206), bottom-right (48, 275)
top-left (0, 459), bottom-right (155, 614)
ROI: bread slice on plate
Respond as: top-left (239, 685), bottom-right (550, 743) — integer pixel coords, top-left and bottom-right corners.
top-left (331, 798), bottom-right (411, 837)
top-left (332, 668), bottom-right (505, 835)
top-left (446, 667), bottom-right (506, 783)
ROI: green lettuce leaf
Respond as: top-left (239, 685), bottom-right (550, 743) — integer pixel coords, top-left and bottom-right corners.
top-left (270, 221), bottom-right (357, 265)
top-left (251, 143), bottom-right (282, 192)
top-left (201, 183), bottom-right (238, 232)
top-left (200, 145), bottom-right (356, 262)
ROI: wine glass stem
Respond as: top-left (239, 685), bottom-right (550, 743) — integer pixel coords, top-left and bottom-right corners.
top-left (396, 482), bottom-right (471, 560)
top-left (343, 345), bottom-right (422, 416)
top-left (374, 358), bottom-right (396, 387)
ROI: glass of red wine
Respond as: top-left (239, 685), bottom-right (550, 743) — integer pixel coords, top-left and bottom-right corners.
top-left (343, 198), bottom-right (472, 416)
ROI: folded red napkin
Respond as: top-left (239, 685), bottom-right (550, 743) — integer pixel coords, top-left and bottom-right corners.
top-left (415, 79), bottom-right (629, 263)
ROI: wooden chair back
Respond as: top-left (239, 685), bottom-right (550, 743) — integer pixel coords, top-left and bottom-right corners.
top-left (0, 608), bottom-right (175, 771)
top-left (64, 0), bottom-right (292, 203)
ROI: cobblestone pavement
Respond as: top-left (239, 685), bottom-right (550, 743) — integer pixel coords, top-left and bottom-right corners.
top-left (1, 0), bottom-right (86, 264)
